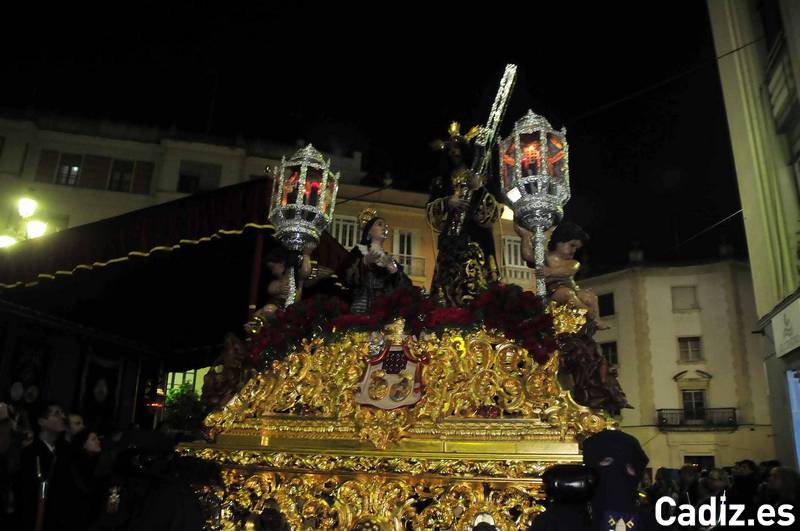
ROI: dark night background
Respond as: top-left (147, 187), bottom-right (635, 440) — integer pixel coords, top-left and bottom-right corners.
top-left (0, 1), bottom-right (745, 273)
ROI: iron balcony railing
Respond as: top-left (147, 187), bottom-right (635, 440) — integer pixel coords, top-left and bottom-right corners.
top-left (656, 408), bottom-right (737, 431)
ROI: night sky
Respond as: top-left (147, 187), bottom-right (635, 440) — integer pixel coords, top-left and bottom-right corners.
top-left (1, 2), bottom-right (745, 272)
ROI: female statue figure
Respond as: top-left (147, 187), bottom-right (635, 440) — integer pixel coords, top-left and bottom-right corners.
top-left (427, 122), bottom-right (502, 307)
top-left (344, 208), bottom-right (412, 313)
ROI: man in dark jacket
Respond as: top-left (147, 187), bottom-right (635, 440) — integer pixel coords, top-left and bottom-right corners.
top-left (15, 401), bottom-right (69, 531)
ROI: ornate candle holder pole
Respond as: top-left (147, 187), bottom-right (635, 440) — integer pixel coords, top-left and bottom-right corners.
top-left (268, 144), bottom-right (339, 306)
top-left (498, 111), bottom-right (570, 298)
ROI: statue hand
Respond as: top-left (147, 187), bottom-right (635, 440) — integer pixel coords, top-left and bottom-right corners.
top-left (447, 194), bottom-right (469, 211)
top-left (466, 171), bottom-right (484, 190)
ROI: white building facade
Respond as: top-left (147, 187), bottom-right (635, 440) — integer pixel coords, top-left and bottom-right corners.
top-left (581, 260), bottom-right (774, 471)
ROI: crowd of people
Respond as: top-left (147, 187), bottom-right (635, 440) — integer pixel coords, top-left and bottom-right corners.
top-left (531, 431), bottom-right (799, 531)
top-left (2, 396), bottom-right (798, 530)
top-left (643, 459), bottom-right (799, 529)
top-left (0, 400), bottom-right (205, 531)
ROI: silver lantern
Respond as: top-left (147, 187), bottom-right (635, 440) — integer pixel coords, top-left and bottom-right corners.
top-left (498, 110), bottom-right (570, 298)
top-left (269, 144), bottom-right (340, 306)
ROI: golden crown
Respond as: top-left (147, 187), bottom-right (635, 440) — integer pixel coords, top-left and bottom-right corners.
top-left (358, 207), bottom-right (379, 229)
top-left (431, 121), bottom-right (481, 151)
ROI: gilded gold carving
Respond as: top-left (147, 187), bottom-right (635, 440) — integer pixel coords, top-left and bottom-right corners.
top-left (190, 304), bottom-right (616, 528)
top-left (549, 301), bottom-right (588, 335)
top-left (205, 308), bottom-right (612, 448)
top-left (180, 448), bottom-right (560, 480)
top-left (193, 465), bottom-right (545, 530)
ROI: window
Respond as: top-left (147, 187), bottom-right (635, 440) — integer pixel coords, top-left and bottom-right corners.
top-left (394, 229), bottom-right (415, 270)
top-left (684, 455), bottom-right (715, 471)
top-left (682, 390), bottom-right (706, 421)
top-left (600, 342), bottom-right (618, 365)
top-left (109, 159), bottom-right (134, 191)
top-left (132, 161), bottom-right (154, 194)
top-left (330, 215), bottom-right (358, 249)
top-left (392, 229), bottom-right (425, 277)
top-left (178, 160), bottom-right (221, 193)
top-left (502, 236), bottom-right (532, 285)
top-left (55, 153), bottom-right (82, 185)
top-left (672, 286), bottom-right (699, 311)
top-left (678, 337), bottom-right (703, 362)
top-left (598, 293), bottom-right (615, 317)
top-left (166, 369), bottom-right (198, 392)
top-left (503, 236), bottom-right (525, 267)
top-left (36, 150), bottom-right (60, 182)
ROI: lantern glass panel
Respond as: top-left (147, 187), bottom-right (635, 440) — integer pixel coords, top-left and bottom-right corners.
top-left (547, 133), bottom-right (566, 180)
top-left (519, 134), bottom-right (542, 176)
top-left (500, 141), bottom-right (516, 192)
top-left (303, 167), bottom-right (323, 208)
top-left (281, 166), bottom-right (303, 207)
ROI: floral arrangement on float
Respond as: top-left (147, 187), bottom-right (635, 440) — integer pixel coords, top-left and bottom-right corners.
top-left (248, 283), bottom-right (556, 369)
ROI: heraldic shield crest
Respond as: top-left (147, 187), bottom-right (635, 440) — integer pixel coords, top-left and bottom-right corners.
top-left (355, 319), bottom-right (427, 409)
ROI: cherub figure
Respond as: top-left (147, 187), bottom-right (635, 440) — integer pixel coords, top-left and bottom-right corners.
top-left (244, 246), bottom-right (331, 335)
top-left (516, 221), bottom-right (608, 329)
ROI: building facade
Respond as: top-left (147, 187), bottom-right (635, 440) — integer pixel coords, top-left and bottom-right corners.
top-left (580, 260), bottom-right (774, 471)
top-left (0, 114), bottom-right (364, 232)
top-left (0, 114), bottom-right (532, 292)
top-left (708, 0), bottom-right (800, 467)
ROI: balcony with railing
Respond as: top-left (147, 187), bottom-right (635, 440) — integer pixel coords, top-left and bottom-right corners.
top-left (656, 408), bottom-right (737, 431)
top-left (502, 265), bottom-right (534, 289)
top-left (397, 255), bottom-right (425, 278)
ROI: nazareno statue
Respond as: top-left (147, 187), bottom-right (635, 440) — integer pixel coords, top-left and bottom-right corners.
top-left (427, 122), bottom-right (502, 307)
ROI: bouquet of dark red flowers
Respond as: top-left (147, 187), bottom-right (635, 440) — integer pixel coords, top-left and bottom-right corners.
top-left (466, 284), bottom-right (555, 363)
top-left (249, 295), bottom-right (348, 367)
top-left (248, 283), bottom-right (557, 368)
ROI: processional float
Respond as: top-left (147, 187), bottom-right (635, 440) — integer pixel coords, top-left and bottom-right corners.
top-left (180, 64), bottom-right (616, 531)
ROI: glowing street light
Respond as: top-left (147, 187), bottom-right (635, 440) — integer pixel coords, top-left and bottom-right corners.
top-left (0, 235), bottom-right (17, 248)
top-left (17, 197), bottom-right (38, 219)
top-left (26, 220), bottom-right (47, 239)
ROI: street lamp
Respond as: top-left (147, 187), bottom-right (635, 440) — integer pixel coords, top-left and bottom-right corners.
top-left (26, 220), bottom-right (47, 239)
top-left (0, 196), bottom-right (48, 248)
top-left (18, 197), bottom-right (38, 219)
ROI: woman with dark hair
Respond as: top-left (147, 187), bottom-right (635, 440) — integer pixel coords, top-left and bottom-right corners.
top-left (344, 208), bottom-right (411, 313)
top-left (427, 122), bottom-right (502, 307)
top-left (62, 429), bottom-right (105, 530)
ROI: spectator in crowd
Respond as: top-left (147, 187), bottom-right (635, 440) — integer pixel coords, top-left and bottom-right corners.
top-left (65, 413), bottom-right (85, 443)
top-left (0, 416), bottom-right (19, 528)
top-left (678, 464), bottom-right (701, 506)
top-left (63, 429), bottom-right (106, 531)
top-left (15, 401), bottom-right (70, 531)
top-left (695, 468), bottom-right (731, 525)
top-left (730, 459), bottom-right (760, 519)
top-left (646, 467), bottom-right (680, 522)
top-left (763, 466), bottom-right (799, 508)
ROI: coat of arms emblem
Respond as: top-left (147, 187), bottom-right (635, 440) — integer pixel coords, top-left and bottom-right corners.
top-left (355, 319), bottom-right (427, 409)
